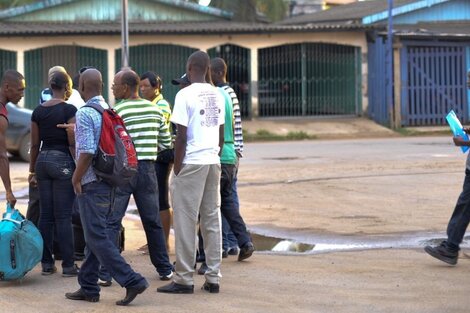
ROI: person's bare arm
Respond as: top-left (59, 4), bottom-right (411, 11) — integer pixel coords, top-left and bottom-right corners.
top-left (57, 118), bottom-right (76, 158)
top-left (0, 116), bottom-right (15, 206)
top-left (218, 124), bottom-right (224, 157)
top-left (28, 121), bottom-right (40, 188)
top-left (173, 124), bottom-right (187, 176)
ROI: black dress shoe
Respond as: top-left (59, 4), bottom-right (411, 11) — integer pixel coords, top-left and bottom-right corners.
top-left (157, 282), bottom-right (194, 294)
top-left (116, 282), bottom-right (149, 306)
top-left (65, 289), bottom-right (99, 302)
top-left (202, 281), bottom-right (219, 294)
top-left (238, 242), bottom-right (255, 261)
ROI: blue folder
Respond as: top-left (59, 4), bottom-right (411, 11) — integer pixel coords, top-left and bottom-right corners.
top-left (446, 110), bottom-right (469, 153)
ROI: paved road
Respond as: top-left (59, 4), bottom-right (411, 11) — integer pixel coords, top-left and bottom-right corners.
top-left (3, 136), bottom-right (470, 313)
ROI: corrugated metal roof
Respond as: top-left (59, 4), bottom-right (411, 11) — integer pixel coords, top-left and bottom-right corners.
top-left (0, 0), bottom-right (233, 21)
top-left (280, 0), bottom-right (444, 25)
top-left (387, 21), bottom-right (470, 38)
top-left (0, 21), bottom-right (380, 36)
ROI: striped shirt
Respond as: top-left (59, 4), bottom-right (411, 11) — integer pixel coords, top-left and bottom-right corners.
top-left (114, 98), bottom-right (171, 161)
top-left (152, 93), bottom-right (175, 140)
top-left (221, 84), bottom-right (244, 156)
top-left (152, 93), bottom-right (171, 127)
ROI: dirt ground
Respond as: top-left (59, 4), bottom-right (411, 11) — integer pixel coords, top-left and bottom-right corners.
top-left (1, 134), bottom-right (470, 313)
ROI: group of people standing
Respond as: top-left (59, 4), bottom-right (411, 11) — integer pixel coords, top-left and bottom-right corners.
top-left (0, 50), bottom-right (254, 305)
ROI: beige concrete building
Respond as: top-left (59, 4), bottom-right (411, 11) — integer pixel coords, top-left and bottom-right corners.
top-left (0, 0), bottom-right (375, 118)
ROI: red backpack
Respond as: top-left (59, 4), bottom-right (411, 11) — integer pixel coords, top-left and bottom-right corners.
top-left (85, 102), bottom-right (138, 186)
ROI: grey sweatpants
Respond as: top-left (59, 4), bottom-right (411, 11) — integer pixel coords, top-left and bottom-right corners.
top-left (170, 163), bottom-right (222, 285)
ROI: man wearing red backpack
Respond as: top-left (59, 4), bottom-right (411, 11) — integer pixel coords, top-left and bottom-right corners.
top-left (98, 69), bottom-right (174, 284)
top-left (65, 68), bottom-right (148, 306)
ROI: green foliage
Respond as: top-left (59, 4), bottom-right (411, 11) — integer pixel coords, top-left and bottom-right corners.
top-left (394, 127), bottom-right (451, 137)
top-left (190, 0), bottom-right (288, 22)
top-left (0, 0), bottom-right (36, 10)
top-left (255, 0), bottom-right (287, 22)
top-left (243, 129), bottom-right (316, 142)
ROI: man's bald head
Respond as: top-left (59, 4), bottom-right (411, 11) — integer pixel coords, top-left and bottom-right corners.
top-left (187, 51), bottom-right (210, 83)
top-left (112, 69), bottom-right (139, 100)
top-left (120, 70), bottom-right (140, 92)
top-left (79, 68), bottom-right (102, 101)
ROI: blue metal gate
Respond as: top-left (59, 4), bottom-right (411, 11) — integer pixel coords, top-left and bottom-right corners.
top-left (367, 37), bottom-right (389, 125)
top-left (400, 43), bottom-right (468, 126)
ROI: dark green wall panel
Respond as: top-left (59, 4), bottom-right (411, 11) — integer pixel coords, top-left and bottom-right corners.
top-left (116, 44), bottom-right (198, 107)
top-left (258, 43), bottom-right (362, 117)
top-left (24, 45), bottom-right (108, 109)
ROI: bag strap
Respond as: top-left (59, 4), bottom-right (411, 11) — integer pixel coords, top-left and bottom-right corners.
top-left (2, 204), bottom-right (24, 226)
top-left (6, 203), bottom-right (13, 214)
top-left (84, 101), bottom-right (105, 114)
top-left (2, 218), bottom-right (22, 225)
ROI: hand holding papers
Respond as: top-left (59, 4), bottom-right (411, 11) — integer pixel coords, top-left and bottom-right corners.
top-left (446, 110), bottom-right (469, 153)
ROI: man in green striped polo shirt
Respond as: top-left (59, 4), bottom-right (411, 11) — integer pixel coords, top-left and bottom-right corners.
top-left (99, 69), bottom-right (174, 284)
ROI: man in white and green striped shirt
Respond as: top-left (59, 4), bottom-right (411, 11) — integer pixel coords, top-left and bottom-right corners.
top-left (99, 70), bottom-right (174, 285)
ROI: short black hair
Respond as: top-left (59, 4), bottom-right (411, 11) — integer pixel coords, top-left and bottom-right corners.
top-left (79, 66), bottom-right (95, 75)
top-left (1, 69), bottom-right (24, 86)
top-left (140, 71), bottom-right (162, 89)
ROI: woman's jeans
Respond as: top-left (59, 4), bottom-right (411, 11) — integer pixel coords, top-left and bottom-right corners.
top-left (36, 150), bottom-right (76, 269)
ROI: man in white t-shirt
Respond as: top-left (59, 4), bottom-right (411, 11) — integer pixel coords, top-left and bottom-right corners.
top-left (157, 51), bottom-right (225, 295)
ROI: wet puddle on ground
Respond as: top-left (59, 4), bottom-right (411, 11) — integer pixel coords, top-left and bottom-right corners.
top-left (250, 230), bottom-right (470, 255)
top-left (251, 233), bottom-right (314, 253)
top-left (8, 186), bottom-right (470, 255)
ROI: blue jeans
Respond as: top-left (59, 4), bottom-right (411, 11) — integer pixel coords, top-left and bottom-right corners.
top-left (78, 181), bottom-right (147, 297)
top-left (220, 164), bottom-right (251, 247)
top-left (36, 150), bottom-right (75, 269)
top-left (101, 161), bottom-right (172, 280)
top-left (222, 164), bottom-right (240, 251)
top-left (446, 169), bottom-right (470, 252)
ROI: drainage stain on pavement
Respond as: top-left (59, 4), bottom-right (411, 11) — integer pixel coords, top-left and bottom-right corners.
top-left (250, 230), bottom-right (470, 255)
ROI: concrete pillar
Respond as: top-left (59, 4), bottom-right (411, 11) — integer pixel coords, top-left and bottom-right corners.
top-left (250, 47), bottom-right (258, 118)
top-left (17, 49), bottom-right (25, 108)
top-left (393, 43), bottom-right (402, 129)
top-left (108, 47), bottom-right (116, 106)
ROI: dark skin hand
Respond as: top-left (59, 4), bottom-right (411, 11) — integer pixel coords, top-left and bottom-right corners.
top-left (453, 127), bottom-right (470, 146)
top-left (173, 124), bottom-right (187, 176)
top-left (56, 122), bottom-right (76, 158)
top-left (72, 153), bottom-right (94, 195)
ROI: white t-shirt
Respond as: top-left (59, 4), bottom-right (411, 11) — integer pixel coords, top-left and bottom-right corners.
top-left (171, 83), bottom-right (225, 165)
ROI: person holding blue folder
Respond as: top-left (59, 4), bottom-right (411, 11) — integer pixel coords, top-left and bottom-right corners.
top-left (425, 122), bottom-right (470, 265)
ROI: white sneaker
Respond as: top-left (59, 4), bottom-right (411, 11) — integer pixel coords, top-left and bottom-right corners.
top-left (159, 271), bottom-right (173, 281)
